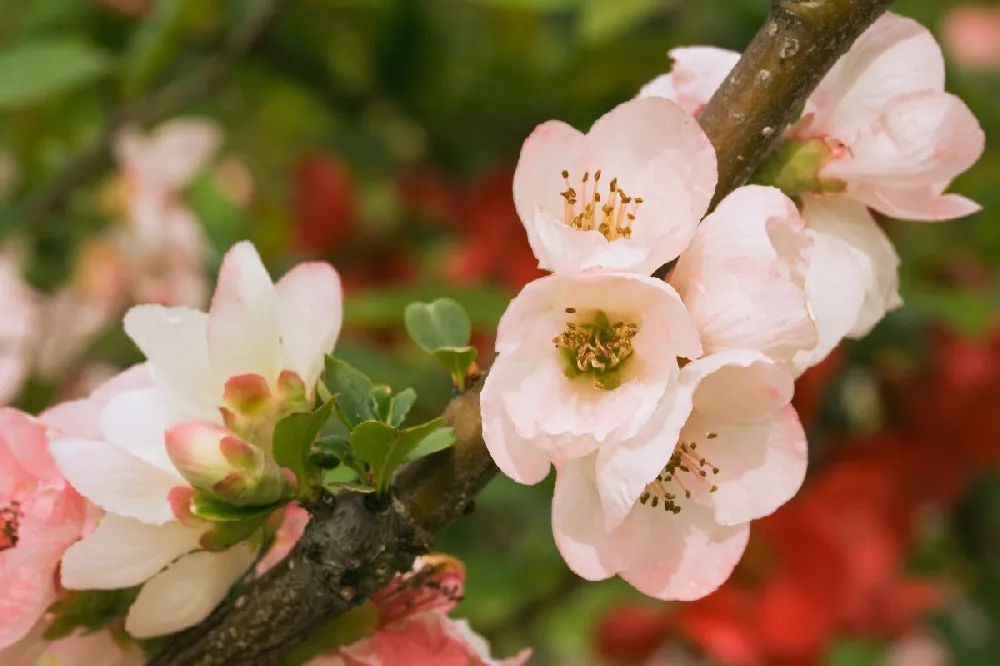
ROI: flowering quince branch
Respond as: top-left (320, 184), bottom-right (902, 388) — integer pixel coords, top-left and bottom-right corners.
top-left (134, 1), bottom-right (924, 664)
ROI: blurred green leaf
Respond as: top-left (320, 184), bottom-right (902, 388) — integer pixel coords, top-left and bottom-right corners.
top-left (281, 603), bottom-right (379, 666)
top-left (0, 40), bottom-right (112, 109)
top-left (826, 639), bottom-right (883, 666)
top-left (272, 401), bottom-right (335, 491)
top-left (404, 297), bottom-right (472, 351)
top-left (577, 0), bottom-right (671, 44)
top-left (44, 588), bottom-right (140, 640)
top-left (200, 513), bottom-right (270, 551)
top-left (345, 284), bottom-right (512, 330)
top-left (123, 0), bottom-right (198, 97)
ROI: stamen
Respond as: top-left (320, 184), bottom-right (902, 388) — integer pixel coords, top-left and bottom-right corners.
top-left (553, 310), bottom-right (638, 391)
top-left (558, 170), bottom-right (644, 241)
top-left (639, 438), bottom-right (723, 516)
top-left (0, 501), bottom-right (22, 552)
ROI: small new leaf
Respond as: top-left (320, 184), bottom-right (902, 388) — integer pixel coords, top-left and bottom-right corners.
top-left (406, 426), bottom-right (456, 461)
top-left (404, 298), bottom-right (472, 352)
top-left (388, 387), bottom-right (417, 427)
top-left (431, 346), bottom-right (478, 389)
top-left (324, 355), bottom-right (377, 427)
top-left (272, 400), bottom-right (335, 492)
top-left (44, 587), bottom-right (141, 640)
top-left (191, 491), bottom-right (285, 522)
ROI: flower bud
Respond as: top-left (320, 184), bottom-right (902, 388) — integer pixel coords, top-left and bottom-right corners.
top-left (165, 422), bottom-right (291, 506)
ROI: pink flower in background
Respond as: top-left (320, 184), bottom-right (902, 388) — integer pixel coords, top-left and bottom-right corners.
top-left (552, 349), bottom-right (805, 601)
top-left (481, 272), bottom-right (701, 486)
top-left (881, 632), bottom-right (951, 666)
top-left (0, 248), bottom-right (38, 405)
top-left (942, 5), bottom-right (1000, 71)
top-left (513, 97), bottom-right (717, 274)
top-left (311, 556), bottom-right (531, 666)
top-left (48, 241), bottom-right (343, 638)
top-left (0, 409), bottom-right (88, 651)
top-left (111, 118), bottom-right (221, 308)
top-left (802, 12), bottom-right (985, 222)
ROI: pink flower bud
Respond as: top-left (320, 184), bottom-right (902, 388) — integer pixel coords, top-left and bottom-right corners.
top-left (165, 422), bottom-right (290, 506)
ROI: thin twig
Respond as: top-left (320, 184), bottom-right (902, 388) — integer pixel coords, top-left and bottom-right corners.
top-left (148, 1), bottom-right (896, 664)
top-left (20, 0), bottom-right (286, 228)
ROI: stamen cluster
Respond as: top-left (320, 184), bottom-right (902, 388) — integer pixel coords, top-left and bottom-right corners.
top-left (560, 169), bottom-right (643, 241)
top-left (553, 309), bottom-right (638, 390)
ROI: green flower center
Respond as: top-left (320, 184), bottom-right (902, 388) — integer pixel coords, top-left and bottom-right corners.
top-left (553, 309), bottom-right (637, 390)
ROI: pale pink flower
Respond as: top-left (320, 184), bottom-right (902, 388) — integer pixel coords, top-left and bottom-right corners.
top-left (881, 632), bottom-right (951, 666)
top-left (802, 12), bottom-right (984, 221)
top-left (792, 195), bottom-right (901, 371)
top-left (669, 185), bottom-right (817, 363)
top-left (0, 248), bottom-right (38, 405)
top-left (943, 5), bottom-right (1000, 71)
top-left (48, 241), bottom-right (342, 638)
top-left (513, 97), bottom-right (717, 275)
top-left (0, 409), bottom-right (87, 650)
top-left (311, 556), bottom-right (530, 666)
top-left (638, 47), bottom-right (740, 115)
top-left (111, 118), bottom-right (221, 308)
top-left (552, 349), bottom-right (806, 601)
top-left (481, 272), bottom-right (702, 497)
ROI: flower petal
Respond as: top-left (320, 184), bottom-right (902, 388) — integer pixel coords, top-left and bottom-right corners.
top-left (622, 502), bottom-right (750, 601)
top-left (61, 513), bottom-right (203, 590)
top-left (100, 388), bottom-right (182, 475)
top-left (687, 350), bottom-right (794, 423)
top-left (552, 458), bottom-right (637, 581)
top-left (274, 261), bottom-right (344, 391)
top-left (207, 242), bottom-right (282, 386)
top-left (0, 409), bottom-right (57, 482)
top-left (49, 438), bottom-right (182, 524)
top-left (638, 47), bottom-right (740, 115)
top-left (123, 306), bottom-right (220, 419)
top-left (686, 404), bottom-right (807, 525)
top-left (125, 545), bottom-right (255, 638)
top-left (116, 119), bottom-right (220, 191)
top-left (41, 363), bottom-right (153, 440)
top-left (480, 361), bottom-right (554, 485)
top-left (810, 12), bottom-right (945, 139)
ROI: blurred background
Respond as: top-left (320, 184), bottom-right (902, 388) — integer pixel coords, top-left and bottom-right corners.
top-left (1, 0), bottom-right (999, 664)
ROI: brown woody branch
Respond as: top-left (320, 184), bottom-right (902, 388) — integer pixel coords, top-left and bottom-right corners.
top-left (147, 0), bottom-right (894, 664)
top-left (20, 0), bottom-right (286, 228)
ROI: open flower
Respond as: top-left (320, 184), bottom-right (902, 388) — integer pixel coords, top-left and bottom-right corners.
top-left (48, 241), bottom-right (343, 638)
top-left (481, 272), bottom-right (701, 488)
top-left (0, 410), bottom-right (88, 651)
top-left (513, 97), bottom-right (717, 274)
top-left (802, 13), bottom-right (985, 221)
top-left (311, 556), bottom-right (530, 666)
top-left (669, 185), bottom-right (817, 363)
top-left (552, 349), bottom-right (805, 601)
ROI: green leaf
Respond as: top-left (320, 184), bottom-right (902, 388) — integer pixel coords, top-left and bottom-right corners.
top-left (391, 418), bottom-right (447, 472)
top-left (44, 588), bottom-right (140, 640)
top-left (200, 513), bottom-right (270, 551)
top-left (349, 420), bottom-right (397, 487)
top-left (344, 284), bottom-right (512, 330)
top-left (576, 0), bottom-right (669, 44)
top-left (323, 356), bottom-right (377, 427)
top-left (431, 346), bottom-right (478, 387)
top-left (272, 401), bottom-right (335, 490)
top-left (281, 603), bottom-right (379, 665)
top-left (406, 426), bottom-right (455, 461)
top-left (388, 387), bottom-right (417, 427)
top-left (371, 385), bottom-right (392, 422)
top-left (826, 639), bottom-right (883, 666)
top-left (191, 491), bottom-right (285, 522)
top-left (0, 39), bottom-right (112, 109)
top-left (122, 0), bottom-right (197, 98)
top-left (324, 480), bottom-right (377, 494)
top-left (404, 298), bottom-right (472, 352)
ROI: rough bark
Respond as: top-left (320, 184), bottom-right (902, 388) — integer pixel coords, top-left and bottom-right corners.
top-left (148, 0), bottom-right (895, 663)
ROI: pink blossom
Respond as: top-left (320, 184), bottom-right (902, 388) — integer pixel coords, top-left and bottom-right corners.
top-left (881, 632), bottom-right (951, 666)
top-left (552, 349), bottom-right (805, 601)
top-left (481, 272), bottom-right (702, 493)
top-left (942, 4), bottom-right (1000, 71)
top-left (0, 409), bottom-right (88, 650)
top-left (48, 241), bottom-right (342, 638)
top-left (312, 556), bottom-right (531, 666)
top-left (513, 97), bottom-right (717, 274)
top-left (669, 185), bottom-right (817, 363)
top-left (0, 247), bottom-right (38, 405)
top-left (638, 47), bottom-right (739, 115)
top-left (111, 118), bottom-right (221, 308)
top-left (804, 13), bottom-right (984, 222)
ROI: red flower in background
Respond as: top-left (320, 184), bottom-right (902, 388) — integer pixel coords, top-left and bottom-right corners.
top-left (292, 152), bottom-right (355, 254)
